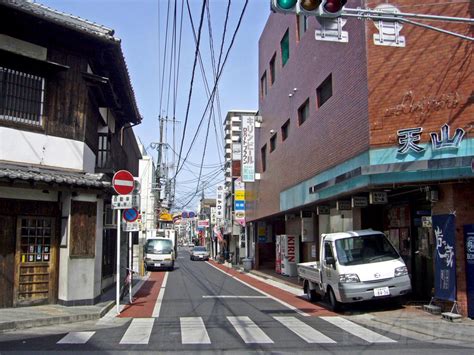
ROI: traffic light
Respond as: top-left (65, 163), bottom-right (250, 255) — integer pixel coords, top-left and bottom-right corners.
top-left (271, 0), bottom-right (347, 18)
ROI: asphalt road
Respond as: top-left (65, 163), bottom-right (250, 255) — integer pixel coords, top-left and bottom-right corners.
top-left (0, 248), bottom-right (472, 354)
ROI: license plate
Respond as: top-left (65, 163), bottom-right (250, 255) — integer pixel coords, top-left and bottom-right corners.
top-left (373, 287), bottom-right (390, 297)
top-left (154, 263), bottom-right (162, 266)
top-left (199, 255), bottom-right (203, 258)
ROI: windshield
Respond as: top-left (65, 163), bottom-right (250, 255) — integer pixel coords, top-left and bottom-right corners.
top-left (335, 234), bottom-right (400, 266)
top-left (145, 239), bottom-right (173, 254)
top-left (193, 246), bottom-right (207, 252)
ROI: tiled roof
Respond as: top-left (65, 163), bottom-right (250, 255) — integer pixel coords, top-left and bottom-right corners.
top-left (0, 164), bottom-right (111, 189)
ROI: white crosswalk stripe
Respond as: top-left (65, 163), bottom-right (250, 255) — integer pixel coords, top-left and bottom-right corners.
top-left (274, 316), bottom-right (336, 343)
top-left (57, 331), bottom-right (95, 344)
top-left (227, 316), bottom-right (273, 344)
top-left (180, 317), bottom-right (211, 344)
top-left (119, 318), bottom-right (155, 344)
top-left (320, 316), bottom-right (397, 343)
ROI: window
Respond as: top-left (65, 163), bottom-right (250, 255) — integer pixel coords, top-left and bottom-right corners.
top-left (297, 15), bottom-right (308, 40)
top-left (298, 99), bottom-right (310, 125)
top-left (0, 66), bottom-right (45, 125)
top-left (280, 29), bottom-right (290, 67)
top-left (269, 54), bottom-right (276, 85)
top-left (317, 74), bottom-right (333, 108)
top-left (281, 119), bottom-right (290, 141)
top-left (270, 134), bottom-right (277, 152)
top-left (97, 132), bottom-right (111, 168)
top-left (20, 217), bottom-right (52, 263)
top-left (261, 144), bottom-right (267, 172)
top-left (260, 71), bottom-right (267, 98)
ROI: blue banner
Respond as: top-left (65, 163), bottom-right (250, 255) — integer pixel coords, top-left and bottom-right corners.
top-left (432, 214), bottom-right (456, 301)
top-left (464, 224), bottom-right (474, 319)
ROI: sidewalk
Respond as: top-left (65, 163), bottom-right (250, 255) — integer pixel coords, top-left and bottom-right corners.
top-left (0, 276), bottom-right (147, 333)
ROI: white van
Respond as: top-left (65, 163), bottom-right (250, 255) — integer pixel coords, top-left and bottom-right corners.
top-left (144, 237), bottom-right (175, 271)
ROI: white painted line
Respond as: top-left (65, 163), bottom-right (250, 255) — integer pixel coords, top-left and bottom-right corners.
top-left (57, 331), bottom-right (95, 344)
top-left (114, 179), bottom-right (134, 186)
top-left (245, 272), bottom-right (303, 296)
top-left (119, 318), bottom-right (155, 344)
top-left (274, 316), bottom-right (336, 344)
top-left (202, 295), bottom-right (268, 299)
top-left (227, 316), bottom-right (273, 344)
top-left (320, 316), bottom-right (397, 343)
top-left (152, 271), bottom-right (169, 318)
top-left (180, 317), bottom-right (211, 344)
top-left (206, 262), bottom-right (310, 317)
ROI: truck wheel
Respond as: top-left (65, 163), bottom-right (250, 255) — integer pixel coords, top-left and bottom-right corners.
top-left (328, 287), bottom-right (341, 312)
top-left (304, 281), bottom-right (318, 302)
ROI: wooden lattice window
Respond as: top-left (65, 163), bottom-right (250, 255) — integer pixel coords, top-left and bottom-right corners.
top-left (19, 217), bottom-right (52, 263)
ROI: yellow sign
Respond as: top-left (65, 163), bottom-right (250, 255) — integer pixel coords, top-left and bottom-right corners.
top-left (235, 191), bottom-right (245, 201)
top-left (159, 212), bottom-right (173, 221)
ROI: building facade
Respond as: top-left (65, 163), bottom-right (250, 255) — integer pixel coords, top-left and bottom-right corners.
top-left (0, 1), bottom-right (142, 308)
top-left (247, 0), bottom-right (473, 315)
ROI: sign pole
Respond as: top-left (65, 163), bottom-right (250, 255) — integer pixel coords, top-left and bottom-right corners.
top-left (129, 231), bottom-right (132, 303)
top-left (116, 209), bottom-right (122, 314)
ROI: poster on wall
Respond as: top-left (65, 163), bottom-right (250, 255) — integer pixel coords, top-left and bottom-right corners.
top-left (432, 214), bottom-right (457, 302)
top-left (463, 224), bottom-right (474, 318)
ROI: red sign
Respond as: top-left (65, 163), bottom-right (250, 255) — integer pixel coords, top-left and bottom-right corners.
top-left (112, 170), bottom-right (135, 195)
top-left (287, 236), bottom-right (295, 262)
top-left (123, 208), bottom-right (139, 222)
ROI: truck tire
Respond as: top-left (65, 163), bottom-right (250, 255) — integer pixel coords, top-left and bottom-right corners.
top-left (328, 287), bottom-right (341, 312)
top-left (304, 281), bottom-right (319, 302)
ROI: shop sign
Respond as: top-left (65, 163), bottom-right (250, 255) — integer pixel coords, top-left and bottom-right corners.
top-left (235, 190), bottom-right (245, 201)
top-left (235, 211), bottom-right (245, 226)
top-left (232, 143), bottom-right (242, 161)
top-left (235, 201), bottom-right (245, 210)
top-left (317, 205), bottom-right (330, 215)
top-left (337, 200), bottom-right (351, 211)
top-left (287, 235), bottom-right (296, 262)
top-left (422, 216), bottom-right (432, 228)
top-left (370, 191), bottom-right (388, 204)
top-left (216, 185), bottom-right (225, 219)
top-left (463, 224), bottom-right (474, 318)
top-left (352, 196), bottom-right (368, 208)
top-left (433, 214), bottom-right (456, 302)
top-left (210, 207), bottom-right (216, 224)
top-left (241, 116), bottom-right (255, 182)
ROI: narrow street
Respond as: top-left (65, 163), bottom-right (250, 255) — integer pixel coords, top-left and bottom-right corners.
top-left (0, 247), bottom-right (472, 354)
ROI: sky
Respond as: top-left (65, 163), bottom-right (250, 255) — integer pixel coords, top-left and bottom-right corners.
top-left (37, 0), bottom-right (270, 211)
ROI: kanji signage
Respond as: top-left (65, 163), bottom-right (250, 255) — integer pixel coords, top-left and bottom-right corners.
top-left (112, 194), bottom-right (140, 209)
top-left (215, 185), bottom-right (225, 220)
top-left (241, 115), bottom-right (255, 182)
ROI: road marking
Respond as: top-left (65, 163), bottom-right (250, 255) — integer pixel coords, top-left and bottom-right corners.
top-left (227, 316), bottom-right (273, 344)
top-left (119, 318), bottom-right (155, 344)
top-left (202, 295), bottom-right (268, 299)
top-left (320, 316), bottom-right (397, 343)
top-left (207, 261), bottom-right (310, 317)
top-left (57, 331), bottom-right (95, 344)
top-left (152, 271), bottom-right (169, 317)
top-left (180, 317), bottom-right (211, 344)
top-left (274, 316), bottom-right (336, 343)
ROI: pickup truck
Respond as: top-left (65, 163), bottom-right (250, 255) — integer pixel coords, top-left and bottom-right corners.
top-left (298, 229), bottom-right (411, 310)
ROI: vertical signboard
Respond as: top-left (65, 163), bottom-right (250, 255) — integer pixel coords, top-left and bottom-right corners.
top-left (464, 224), bottom-right (474, 318)
top-left (241, 115), bottom-right (255, 182)
top-left (215, 185), bottom-right (224, 220)
top-left (432, 214), bottom-right (456, 301)
top-left (234, 178), bottom-right (245, 226)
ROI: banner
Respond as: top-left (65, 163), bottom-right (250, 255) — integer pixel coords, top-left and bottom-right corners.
top-left (464, 224), bottom-right (474, 318)
top-left (432, 214), bottom-right (456, 301)
top-left (241, 115), bottom-right (255, 182)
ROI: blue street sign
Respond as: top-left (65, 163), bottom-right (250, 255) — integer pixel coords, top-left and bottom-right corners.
top-left (189, 211), bottom-right (196, 218)
top-left (123, 208), bottom-right (139, 222)
top-left (235, 201), bottom-right (245, 210)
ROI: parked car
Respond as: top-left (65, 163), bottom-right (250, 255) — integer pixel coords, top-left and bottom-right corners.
top-left (190, 246), bottom-right (209, 261)
top-left (144, 238), bottom-right (175, 271)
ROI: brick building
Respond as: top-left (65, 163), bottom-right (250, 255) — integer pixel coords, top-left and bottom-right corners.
top-left (246, 0), bottom-right (473, 315)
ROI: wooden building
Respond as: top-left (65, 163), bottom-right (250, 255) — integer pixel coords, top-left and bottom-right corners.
top-left (0, 0), bottom-right (142, 308)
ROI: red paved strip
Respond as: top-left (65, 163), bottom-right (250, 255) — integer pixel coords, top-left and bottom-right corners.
top-left (118, 271), bottom-right (165, 318)
top-left (208, 260), bottom-right (335, 317)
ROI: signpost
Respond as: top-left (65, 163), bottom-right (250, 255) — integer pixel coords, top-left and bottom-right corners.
top-left (112, 170), bottom-right (137, 314)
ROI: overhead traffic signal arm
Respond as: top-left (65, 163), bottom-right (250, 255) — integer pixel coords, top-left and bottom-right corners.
top-left (271, 0), bottom-right (348, 18)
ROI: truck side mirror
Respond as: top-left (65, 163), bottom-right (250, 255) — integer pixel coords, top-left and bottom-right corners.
top-left (326, 256), bottom-right (336, 268)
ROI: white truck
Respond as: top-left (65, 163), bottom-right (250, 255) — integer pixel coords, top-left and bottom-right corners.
top-left (298, 229), bottom-right (411, 310)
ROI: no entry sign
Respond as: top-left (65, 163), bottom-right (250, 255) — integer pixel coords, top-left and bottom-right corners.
top-left (112, 170), bottom-right (135, 195)
top-left (123, 208), bottom-right (139, 222)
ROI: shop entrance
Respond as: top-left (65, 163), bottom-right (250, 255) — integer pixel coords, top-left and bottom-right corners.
top-left (0, 216), bottom-right (15, 308)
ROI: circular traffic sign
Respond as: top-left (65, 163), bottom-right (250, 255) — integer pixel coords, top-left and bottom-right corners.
top-left (123, 208), bottom-right (139, 222)
top-left (112, 170), bottom-right (135, 195)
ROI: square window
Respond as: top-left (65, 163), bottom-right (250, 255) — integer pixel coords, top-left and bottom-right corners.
top-left (298, 99), bottom-right (310, 126)
top-left (317, 74), bottom-right (333, 108)
top-left (281, 119), bottom-right (290, 141)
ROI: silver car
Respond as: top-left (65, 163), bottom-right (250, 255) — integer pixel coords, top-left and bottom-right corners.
top-left (190, 246), bottom-right (209, 261)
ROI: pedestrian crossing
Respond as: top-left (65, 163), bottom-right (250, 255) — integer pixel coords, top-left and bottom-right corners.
top-left (56, 316), bottom-right (398, 346)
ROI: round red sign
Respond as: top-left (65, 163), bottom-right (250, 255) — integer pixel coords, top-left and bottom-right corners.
top-left (112, 170), bottom-right (135, 195)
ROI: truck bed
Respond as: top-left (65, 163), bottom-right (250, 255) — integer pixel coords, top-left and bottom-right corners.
top-left (297, 261), bottom-right (322, 283)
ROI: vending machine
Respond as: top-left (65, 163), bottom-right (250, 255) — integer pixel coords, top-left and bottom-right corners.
top-left (278, 235), bottom-right (300, 277)
top-left (275, 235), bottom-right (282, 274)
